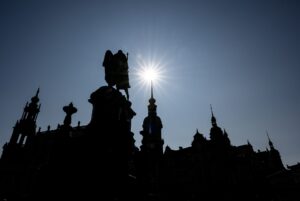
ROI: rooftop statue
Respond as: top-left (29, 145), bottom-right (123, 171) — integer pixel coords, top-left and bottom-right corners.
top-left (102, 50), bottom-right (130, 100)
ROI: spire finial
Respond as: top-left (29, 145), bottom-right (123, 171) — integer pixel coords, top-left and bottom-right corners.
top-left (266, 130), bottom-right (270, 140)
top-left (210, 104), bottom-right (214, 117)
top-left (210, 104), bottom-right (217, 126)
top-left (151, 80), bottom-right (153, 99)
top-left (31, 88), bottom-right (40, 103)
top-left (36, 88), bottom-right (40, 97)
top-left (266, 130), bottom-right (274, 150)
top-left (147, 79), bottom-right (157, 116)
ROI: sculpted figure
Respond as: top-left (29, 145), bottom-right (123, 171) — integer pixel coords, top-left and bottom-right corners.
top-left (102, 50), bottom-right (130, 99)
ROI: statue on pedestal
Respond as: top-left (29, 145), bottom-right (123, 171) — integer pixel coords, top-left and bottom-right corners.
top-left (102, 50), bottom-right (130, 100)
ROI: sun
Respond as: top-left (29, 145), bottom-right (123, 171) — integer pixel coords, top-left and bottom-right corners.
top-left (130, 52), bottom-right (169, 100)
top-left (135, 61), bottom-right (165, 92)
top-left (134, 53), bottom-right (165, 88)
top-left (138, 67), bottom-right (159, 83)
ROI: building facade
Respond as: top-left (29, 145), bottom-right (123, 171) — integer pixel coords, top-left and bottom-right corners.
top-left (0, 74), bottom-right (299, 200)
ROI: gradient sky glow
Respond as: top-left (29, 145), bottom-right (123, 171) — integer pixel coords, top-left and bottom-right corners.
top-left (0, 0), bottom-right (299, 165)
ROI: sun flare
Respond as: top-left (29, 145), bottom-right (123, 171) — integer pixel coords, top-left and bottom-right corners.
top-left (139, 67), bottom-right (159, 83)
top-left (131, 52), bottom-right (169, 100)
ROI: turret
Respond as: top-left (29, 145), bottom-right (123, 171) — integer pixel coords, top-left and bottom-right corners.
top-left (192, 129), bottom-right (207, 148)
top-left (262, 131), bottom-right (284, 171)
top-left (209, 105), bottom-right (223, 142)
top-left (209, 105), bottom-right (231, 148)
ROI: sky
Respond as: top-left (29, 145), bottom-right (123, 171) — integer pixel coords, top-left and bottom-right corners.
top-left (0, 0), bottom-right (299, 166)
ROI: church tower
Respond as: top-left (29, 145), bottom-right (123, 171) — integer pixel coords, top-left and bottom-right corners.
top-left (140, 84), bottom-right (164, 154)
top-left (137, 82), bottom-right (164, 199)
top-left (2, 89), bottom-right (40, 161)
top-left (209, 105), bottom-right (230, 147)
top-left (266, 132), bottom-right (284, 171)
top-left (9, 89), bottom-right (40, 146)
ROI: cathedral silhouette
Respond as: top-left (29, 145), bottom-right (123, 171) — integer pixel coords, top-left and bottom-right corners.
top-left (0, 50), bottom-right (299, 201)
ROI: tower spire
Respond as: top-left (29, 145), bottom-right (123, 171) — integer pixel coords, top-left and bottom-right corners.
top-left (266, 130), bottom-right (274, 150)
top-left (151, 80), bottom-right (153, 99)
top-left (210, 104), bottom-right (217, 127)
top-left (8, 89), bottom-right (40, 145)
top-left (140, 77), bottom-right (163, 150)
top-left (148, 80), bottom-right (157, 116)
top-left (35, 88), bottom-right (40, 97)
top-left (139, 79), bottom-right (164, 196)
top-left (22, 88), bottom-right (41, 121)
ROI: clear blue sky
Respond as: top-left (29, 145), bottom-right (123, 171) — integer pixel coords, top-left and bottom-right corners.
top-left (0, 0), bottom-right (299, 165)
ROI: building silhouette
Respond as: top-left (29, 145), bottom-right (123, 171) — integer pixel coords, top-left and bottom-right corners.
top-left (0, 53), bottom-right (299, 201)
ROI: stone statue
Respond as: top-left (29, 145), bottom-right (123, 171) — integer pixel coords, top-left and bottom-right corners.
top-left (102, 50), bottom-right (115, 86)
top-left (102, 50), bottom-right (130, 99)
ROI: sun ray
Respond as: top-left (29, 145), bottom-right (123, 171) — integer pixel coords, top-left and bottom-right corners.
top-left (130, 53), bottom-right (169, 100)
